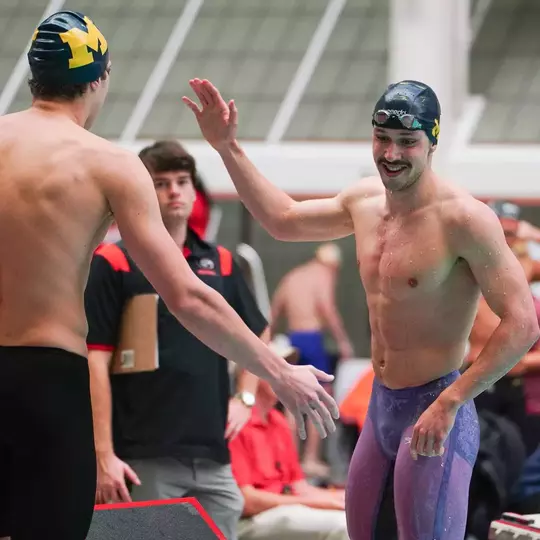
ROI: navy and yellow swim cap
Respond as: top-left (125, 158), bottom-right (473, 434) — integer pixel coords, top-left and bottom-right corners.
top-left (28, 11), bottom-right (108, 85)
top-left (372, 80), bottom-right (441, 145)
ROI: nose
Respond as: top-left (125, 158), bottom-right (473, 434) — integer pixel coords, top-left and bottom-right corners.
top-left (168, 183), bottom-right (181, 198)
top-left (384, 143), bottom-right (401, 162)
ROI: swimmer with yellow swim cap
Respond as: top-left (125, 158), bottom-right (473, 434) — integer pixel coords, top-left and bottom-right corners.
top-left (0, 12), bottom-right (338, 540)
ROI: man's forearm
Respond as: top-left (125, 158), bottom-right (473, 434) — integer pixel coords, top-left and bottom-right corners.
top-left (441, 318), bottom-right (539, 407)
top-left (217, 141), bottom-right (295, 238)
top-left (237, 369), bottom-right (259, 394)
top-left (88, 352), bottom-right (115, 455)
top-left (241, 486), bottom-right (328, 517)
top-left (171, 284), bottom-right (291, 384)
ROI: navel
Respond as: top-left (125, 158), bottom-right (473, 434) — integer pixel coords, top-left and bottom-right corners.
top-left (408, 277), bottom-right (418, 288)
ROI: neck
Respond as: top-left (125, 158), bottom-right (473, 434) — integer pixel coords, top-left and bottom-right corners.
top-left (165, 219), bottom-right (188, 247)
top-left (386, 169), bottom-right (438, 215)
top-left (31, 99), bottom-right (89, 128)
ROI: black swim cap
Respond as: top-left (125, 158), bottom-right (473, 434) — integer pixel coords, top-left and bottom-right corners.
top-left (28, 11), bottom-right (109, 85)
top-left (372, 80), bottom-right (441, 145)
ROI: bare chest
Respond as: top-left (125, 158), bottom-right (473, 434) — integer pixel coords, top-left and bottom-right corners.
top-left (357, 216), bottom-right (455, 300)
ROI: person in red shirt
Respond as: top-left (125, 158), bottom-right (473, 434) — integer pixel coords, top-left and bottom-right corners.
top-left (229, 359), bottom-right (348, 540)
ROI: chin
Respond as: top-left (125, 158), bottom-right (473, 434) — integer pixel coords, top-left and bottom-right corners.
top-left (379, 171), bottom-right (410, 191)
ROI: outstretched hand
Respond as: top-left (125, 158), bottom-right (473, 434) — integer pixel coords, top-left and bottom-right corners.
top-left (182, 78), bottom-right (237, 150)
top-left (271, 364), bottom-right (340, 440)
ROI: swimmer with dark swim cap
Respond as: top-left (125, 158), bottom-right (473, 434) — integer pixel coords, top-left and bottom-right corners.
top-left (184, 78), bottom-right (540, 539)
top-left (371, 80), bottom-right (441, 191)
top-left (0, 11), bottom-right (339, 540)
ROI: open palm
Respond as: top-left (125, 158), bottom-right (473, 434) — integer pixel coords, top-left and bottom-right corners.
top-left (182, 78), bottom-right (238, 150)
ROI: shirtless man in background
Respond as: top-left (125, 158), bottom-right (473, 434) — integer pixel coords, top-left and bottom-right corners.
top-left (271, 243), bottom-right (354, 477)
top-left (184, 78), bottom-right (539, 539)
top-left (468, 200), bottom-right (540, 455)
top-left (0, 11), bottom-right (337, 540)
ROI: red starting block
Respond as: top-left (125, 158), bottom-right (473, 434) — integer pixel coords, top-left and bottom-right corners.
top-left (489, 513), bottom-right (540, 539)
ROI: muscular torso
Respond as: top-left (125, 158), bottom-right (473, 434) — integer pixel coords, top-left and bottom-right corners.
top-left (349, 183), bottom-right (480, 388)
top-left (0, 110), bottom-right (113, 357)
top-left (275, 264), bottom-right (330, 331)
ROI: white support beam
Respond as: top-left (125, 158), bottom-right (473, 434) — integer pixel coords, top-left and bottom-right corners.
top-left (266, 0), bottom-right (347, 144)
top-left (120, 0), bottom-right (204, 143)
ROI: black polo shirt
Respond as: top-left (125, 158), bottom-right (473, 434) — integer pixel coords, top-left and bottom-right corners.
top-left (85, 230), bottom-right (267, 464)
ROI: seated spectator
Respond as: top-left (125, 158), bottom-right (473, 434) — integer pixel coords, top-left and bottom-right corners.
top-left (229, 375), bottom-right (348, 539)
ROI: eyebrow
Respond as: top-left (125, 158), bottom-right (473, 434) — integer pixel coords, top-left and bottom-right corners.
top-left (374, 129), bottom-right (420, 137)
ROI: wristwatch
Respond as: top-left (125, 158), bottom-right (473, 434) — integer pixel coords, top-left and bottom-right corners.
top-left (235, 391), bottom-right (256, 408)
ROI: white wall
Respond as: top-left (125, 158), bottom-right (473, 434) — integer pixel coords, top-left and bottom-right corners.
top-left (117, 139), bottom-right (540, 200)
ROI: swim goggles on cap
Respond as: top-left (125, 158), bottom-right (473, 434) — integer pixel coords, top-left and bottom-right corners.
top-left (372, 110), bottom-right (423, 130)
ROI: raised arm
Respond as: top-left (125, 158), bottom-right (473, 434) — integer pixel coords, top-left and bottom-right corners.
top-left (98, 148), bottom-right (339, 438)
top-left (183, 78), bottom-right (357, 242)
top-left (443, 201), bottom-right (540, 406)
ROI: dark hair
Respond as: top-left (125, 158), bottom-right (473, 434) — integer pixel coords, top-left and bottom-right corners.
top-left (27, 68), bottom-right (108, 101)
top-left (28, 77), bottom-right (89, 101)
top-left (139, 140), bottom-right (212, 205)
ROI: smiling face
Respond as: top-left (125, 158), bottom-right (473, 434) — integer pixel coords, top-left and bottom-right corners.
top-left (372, 126), bottom-right (434, 191)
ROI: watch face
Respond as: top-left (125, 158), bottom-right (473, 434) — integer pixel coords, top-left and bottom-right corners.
top-left (241, 392), bottom-right (255, 407)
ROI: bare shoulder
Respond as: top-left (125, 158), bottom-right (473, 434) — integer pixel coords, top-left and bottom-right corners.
top-left (339, 176), bottom-right (384, 206)
top-left (88, 140), bottom-right (146, 189)
top-left (440, 186), bottom-right (504, 251)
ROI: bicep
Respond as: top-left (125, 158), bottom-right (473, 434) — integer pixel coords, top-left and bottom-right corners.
top-left (280, 195), bottom-right (354, 241)
top-left (458, 209), bottom-right (534, 319)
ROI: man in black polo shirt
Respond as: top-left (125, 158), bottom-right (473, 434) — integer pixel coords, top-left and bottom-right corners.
top-left (85, 141), bottom-right (266, 540)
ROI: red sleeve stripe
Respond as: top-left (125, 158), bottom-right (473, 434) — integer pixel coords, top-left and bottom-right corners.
top-left (87, 344), bottom-right (115, 352)
top-left (217, 246), bottom-right (232, 276)
top-left (95, 244), bottom-right (130, 272)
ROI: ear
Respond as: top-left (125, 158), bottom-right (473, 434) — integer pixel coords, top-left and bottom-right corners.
top-left (428, 143), bottom-right (437, 155)
top-left (89, 80), bottom-right (100, 92)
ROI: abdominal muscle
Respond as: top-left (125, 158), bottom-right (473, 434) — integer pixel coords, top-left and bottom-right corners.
top-left (367, 294), bottom-right (476, 389)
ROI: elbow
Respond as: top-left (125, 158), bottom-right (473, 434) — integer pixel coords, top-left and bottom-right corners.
top-left (519, 310), bottom-right (540, 347)
top-left (268, 207), bottom-right (298, 242)
top-left (267, 219), bottom-right (291, 241)
top-left (239, 489), bottom-right (256, 518)
top-left (165, 280), bottom-right (208, 320)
